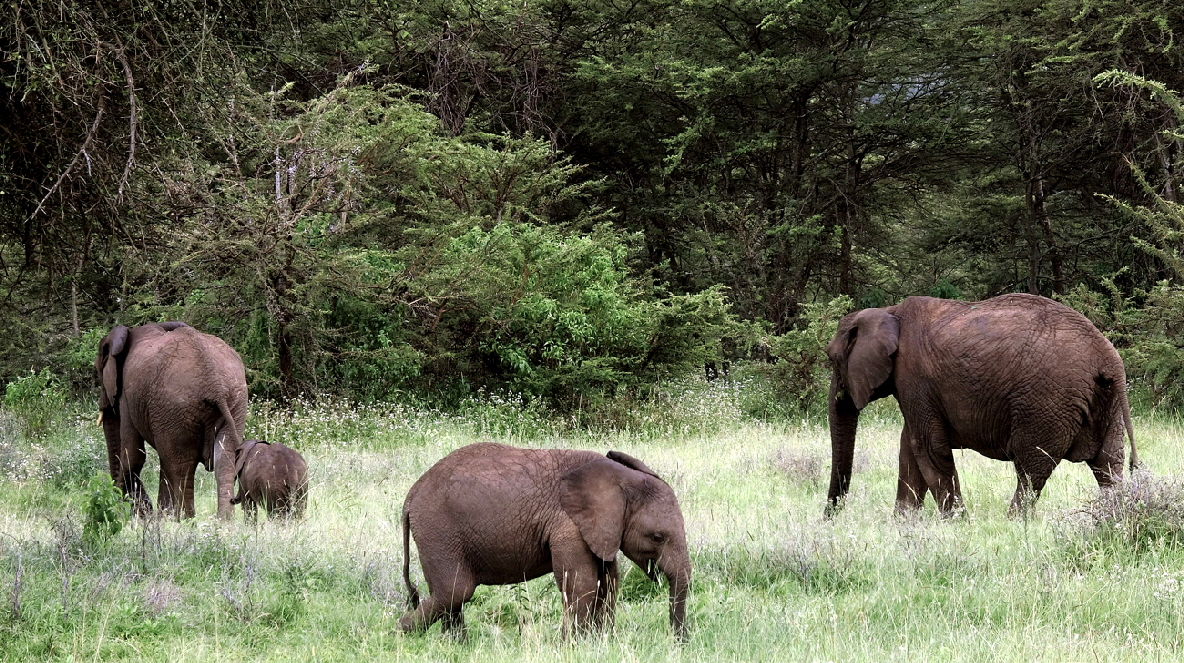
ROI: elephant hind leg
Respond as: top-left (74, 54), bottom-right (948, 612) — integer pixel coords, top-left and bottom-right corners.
top-left (1086, 413), bottom-right (1127, 489)
top-left (159, 458), bottom-right (199, 520)
top-left (398, 564), bottom-right (475, 635)
top-left (440, 607), bottom-right (467, 639)
top-left (1009, 448), bottom-right (1062, 518)
top-left (115, 421), bottom-right (152, 517)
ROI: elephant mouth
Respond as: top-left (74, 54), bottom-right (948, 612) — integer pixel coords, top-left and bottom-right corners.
top-left (642, 558), bottom-right (659, 582)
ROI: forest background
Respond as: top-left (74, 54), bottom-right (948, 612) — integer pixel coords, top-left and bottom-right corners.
top-left (4, 0), bottom-right (1184, 417)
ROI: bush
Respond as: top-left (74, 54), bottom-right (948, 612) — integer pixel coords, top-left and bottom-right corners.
top-left (400, 222), bottom-right (743, 409)
top-left (82, 473), bottom-right (130, 548)
top-left (759, 296), bottom-right (853, 416)
top-left (1056, 472), bottom-right (1184, 560)
top-left (1059, 281), bottom-right (1184, 410)
top-left (2, 368), bottom-right (68, 438)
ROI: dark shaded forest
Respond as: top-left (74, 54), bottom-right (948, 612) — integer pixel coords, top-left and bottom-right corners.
top-left (3, 0), bottom-right (1184, 410)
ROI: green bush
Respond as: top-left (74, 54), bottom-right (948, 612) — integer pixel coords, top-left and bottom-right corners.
top-left (2, 368), bottom-right (68, 438)
top-left (759, 296), bottom-right (853, 416)
top-left (1059, 280), bottom-right (1184, 410)
top-left (82, 473), bottom-right (130, 548)
top-left (400, 222), bottom-right (742, 409)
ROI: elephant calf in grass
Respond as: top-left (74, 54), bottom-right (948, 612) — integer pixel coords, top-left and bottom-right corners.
top-left (230, 440), bottom-right (308, 520)
top-left (399, 442), bottom-right (691, 640)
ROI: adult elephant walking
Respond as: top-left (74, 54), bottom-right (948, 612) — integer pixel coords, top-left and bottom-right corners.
top-left (96, 322), bottom-right (248, 519)
top-left (825, 294), bottom-right (1137, 517)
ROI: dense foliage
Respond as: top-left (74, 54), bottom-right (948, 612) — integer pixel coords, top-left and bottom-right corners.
top-left (2, 0), bottom-right (1184, 408)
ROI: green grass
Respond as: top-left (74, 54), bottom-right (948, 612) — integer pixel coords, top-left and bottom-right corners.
top-left (3, 380), bottom-right (1184, 661)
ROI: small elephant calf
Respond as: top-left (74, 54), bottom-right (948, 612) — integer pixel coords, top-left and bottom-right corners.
top-left (399, 442), bottom-right (691, 640)
top-left (230, 440), bottom-right (308, 520)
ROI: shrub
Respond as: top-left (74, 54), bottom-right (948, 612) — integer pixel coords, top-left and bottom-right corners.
top-left (2, 368), bottom-right (68, 438)
top-left (82, 473), bottom-right (130, 548)
top-left (1056, 472), bottom-right (1184, 560)
top-left (759, 296), bottom-right (853, 416)
top-left (1059, 280), bottom-right (1184, 410)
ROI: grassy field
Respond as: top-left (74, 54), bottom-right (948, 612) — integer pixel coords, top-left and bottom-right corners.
top-left (3, 379), bottom-right (1184, 662)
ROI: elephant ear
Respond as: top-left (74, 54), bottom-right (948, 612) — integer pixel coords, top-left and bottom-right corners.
top-left (233, 439), bottom-right (262, 479)
top-left (560, 458), bottom-right (628, 562)
top-left (98, 325), bottom-right (131, 411)
top-left (843, 308), bottom-right (900, 410)
top-left (606, 450), bottom-right (661, 479)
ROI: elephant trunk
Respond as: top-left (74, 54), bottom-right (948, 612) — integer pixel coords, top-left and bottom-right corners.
top-left (659, 549), bottom-right (691, 641)
top-left (826, 378), bottom-right (861, 517)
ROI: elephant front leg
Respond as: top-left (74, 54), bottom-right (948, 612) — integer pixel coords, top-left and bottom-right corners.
top-left (108, 417), bottom-right (152, 517)
top-left (894, 423), bottom-right (929, 513)
top-left (594, 560), bottom-right (619, 631)
top-left (553, 551), bottom-right (615, 638)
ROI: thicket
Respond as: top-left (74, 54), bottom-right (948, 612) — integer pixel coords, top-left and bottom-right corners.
top-left (3, 0), bottom-right (1184, 411)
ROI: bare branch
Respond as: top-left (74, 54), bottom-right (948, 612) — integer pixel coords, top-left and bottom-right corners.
top-left (101, 40), bottom-right (138, 204)
top-left (25, 94), bottom-right (106, 224)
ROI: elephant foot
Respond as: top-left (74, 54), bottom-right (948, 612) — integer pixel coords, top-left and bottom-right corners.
top-left (823, 496), bottom-right (847, 520)
top-left (939, 505), bottom-right (967, 520)
top-left (131, 497), bottom-right (154, 520)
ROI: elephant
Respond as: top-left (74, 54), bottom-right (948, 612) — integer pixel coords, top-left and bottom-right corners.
top-left (229, 439), bottom-right (308, 520)
top-left (96, 322), bottom-right (248, 519)
top-left (825, 293), bottom-right (1137, 517)
top-left (398, 442), bottom-right (691, 640)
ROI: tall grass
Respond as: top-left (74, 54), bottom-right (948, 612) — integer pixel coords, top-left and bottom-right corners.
top-left (2, 376), bottom-right (1184, 661)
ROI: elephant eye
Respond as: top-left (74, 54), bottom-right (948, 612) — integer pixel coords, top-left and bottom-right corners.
top-left (651, 532), bottom-right (666, 543)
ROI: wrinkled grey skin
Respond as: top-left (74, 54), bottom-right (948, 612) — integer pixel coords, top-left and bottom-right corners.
top-left (399, 442), bottom-right (691, 640)
top-left (96, 322), bottom-right (248, 520)
top-left (826, 294), bottom-right (1137, 517)
top-left (230, 439), bottom-right (309, 520)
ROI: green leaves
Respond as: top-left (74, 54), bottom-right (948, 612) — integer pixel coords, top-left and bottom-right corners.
top-left (82, 474), bottom-right (130, 549)
top-left (402, 221), bottom-right (737, 404)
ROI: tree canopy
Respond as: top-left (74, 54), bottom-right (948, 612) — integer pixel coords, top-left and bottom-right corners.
top-left (2, 0), bottom-right (1183, 408)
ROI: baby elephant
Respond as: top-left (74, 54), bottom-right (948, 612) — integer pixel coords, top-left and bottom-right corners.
top-left (399, 442), bottom-right (691, 640)
top-left (230, 440), bottom-right (308, 520)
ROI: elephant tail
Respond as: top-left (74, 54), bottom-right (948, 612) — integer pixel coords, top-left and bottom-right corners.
top-left (402, 506), bottom-right (420, 609)
top-left (1124, 392), bottom-right (1140, 472)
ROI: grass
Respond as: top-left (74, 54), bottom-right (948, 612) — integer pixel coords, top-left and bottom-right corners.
top-left (3, 377), bottom-right (1184, 661)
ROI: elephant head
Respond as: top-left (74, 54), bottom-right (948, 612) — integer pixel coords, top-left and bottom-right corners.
top-left (560, 450), bottom-right (691, 638)
top-left (96, 325), bottom-right (131, 412)
top-left (825, 307), bottom-right (899, 515)
top-left (96, 321), bottom-right (190, 413)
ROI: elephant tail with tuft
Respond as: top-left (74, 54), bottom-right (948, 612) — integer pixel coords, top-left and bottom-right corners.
top-left (1124, 391), bottom-right (1140, 472)
top-left (401, 506), bottom-right (420, 609)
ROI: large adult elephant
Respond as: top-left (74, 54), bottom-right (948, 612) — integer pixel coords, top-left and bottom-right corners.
top-left (96, 322), bottom-right (248, 519)
top-left (825, 293), bottom-right (1137, 517)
